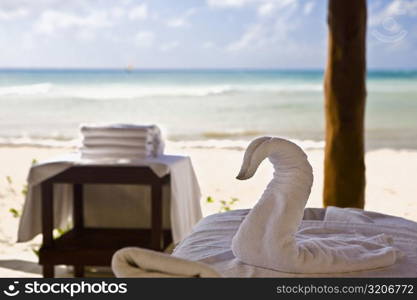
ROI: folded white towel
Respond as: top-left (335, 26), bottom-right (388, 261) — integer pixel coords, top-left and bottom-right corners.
top-left (82, 137), bottom-right (153, 148)
top-left (80, 143), bottom-right (163, 157)
top-left (111, 247), bottom-right (220, 278)
top-left (80, 124), bottom-right (160, 138)
top-left (324, 206), bottom-right (376, 224)
top-left (231, 137), bottom-right (402, 273)
top-left (80, 152), bottom-right (148, 160)
top-left (80, 145), bottom-right (153, 155)
top-left (79, 123), bottom-right (165, 158)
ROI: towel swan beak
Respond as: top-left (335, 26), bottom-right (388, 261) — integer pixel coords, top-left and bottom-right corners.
top-left (236, 136), bottom-right (272, 180)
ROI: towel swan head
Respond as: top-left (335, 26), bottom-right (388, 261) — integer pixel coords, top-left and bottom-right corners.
top-left (236, 136), bottom-right (311, 180)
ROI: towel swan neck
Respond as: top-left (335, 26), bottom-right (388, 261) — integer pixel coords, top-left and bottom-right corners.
top-left (236, 137), bottom-right (312, 179)
top-left (231, 136), bottom-right (401, 274)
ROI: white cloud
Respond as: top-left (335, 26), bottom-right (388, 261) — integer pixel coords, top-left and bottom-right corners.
top-left (387, 0), bottom-right (417, 15)
top-left (303, 1), bottom-right (315, 15)
top-left (368, 0), bottom-right (417, 43)
top-left (258, 2), bottom-right (274, 16)
top-left (166, 18), bottom-right (187, 27)
top-left (207, 0), bottom-right (250, 8)
top-left (34, 10), bottom-right (112, 35)
top-left (202, 41), bottom-right (215, 49)
top-left (77, 30), bottom-right (96, 41)
top-left (159, 41), bottom-right (180, 52)
top-left (256, 0), bottom-right (300, 17)
top-left (110, 7), bottom-right (125, 19)
top-left (265, 0), bottom-right (297, 13)
top-left (135, 30), bottom-right (154, 47)
top-left (166, 8), bottom-right (196, 28)
top-left (0, 8), bottom-right (28, 20)
top-left (227, 23), bottom-right (264, 51)
top-left (128, 3), bottom-right (148, 21)
top-left (209, 0), bottom-right (297, 11)
top-left (226, 0), bottom-right (298, 52)
top-left (370, 0), bottom-right (417, 26)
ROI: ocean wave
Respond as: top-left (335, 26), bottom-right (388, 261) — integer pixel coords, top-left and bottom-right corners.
top-left (0, 83), bottom-right (52, 96)
top-left (0, 83), bottom-right (323, 99)
top-left (1, 82), bottom-right (413, 99)
top-left (0, 135), bottom-right (324, 151)
top-left (0, 136), bottom-right (78, 148)
top-left (67, 85), bottom-right (236, 100)
top-left (69, 84), bottom-right (323, 100)
top-left (171, 138), bottom-right (325, 151)
top-left (202, 130), bottom-right (265, 139)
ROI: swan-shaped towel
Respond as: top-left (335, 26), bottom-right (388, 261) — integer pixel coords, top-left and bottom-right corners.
top-left (231, 137), bottom-right (402, 273)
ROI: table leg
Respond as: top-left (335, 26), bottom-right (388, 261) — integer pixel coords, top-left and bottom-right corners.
top-left (41, 181), bottom-right (54, 247)
top-left (43, 265), bottom-right (54, 278)
top-left (73, 265), bottom-right (84, 277)
top-left (151, 183), bottom-right (163, 251)
top-left (73, 184), bottom-right (84, 232)
top-left (41, 181), bottom-right (54, 278)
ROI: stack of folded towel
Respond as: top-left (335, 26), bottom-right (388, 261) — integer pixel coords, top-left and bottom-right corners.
top-left (79, 124), bottom-right (164, 160)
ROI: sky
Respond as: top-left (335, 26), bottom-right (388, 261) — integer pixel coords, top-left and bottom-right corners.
top-left (0, 0), bottom-right (416, 69)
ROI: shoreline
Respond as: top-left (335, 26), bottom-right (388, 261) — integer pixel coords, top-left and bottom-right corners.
top-left (2, 138), bottom-right (417, 152)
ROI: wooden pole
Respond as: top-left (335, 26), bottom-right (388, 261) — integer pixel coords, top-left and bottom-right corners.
top-left (323, 0), bottom-right (367, 208)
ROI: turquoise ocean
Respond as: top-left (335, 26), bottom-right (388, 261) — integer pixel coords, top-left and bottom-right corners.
top-left (0, 69), bottom-right (416, 150)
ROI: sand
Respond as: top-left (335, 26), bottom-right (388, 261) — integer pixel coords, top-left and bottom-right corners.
top-left (1, 144), bottom-right (417, 277)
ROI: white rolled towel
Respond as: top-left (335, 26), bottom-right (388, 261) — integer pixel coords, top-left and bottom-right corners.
top-left (79, 123), bottom-right (165, 157)
top-left (80, 124), bottom-right (161, 138)
top-left (82, 136), bottom-right (153, 148)
top-left (80, 152), bottom-right (147, 160)
top-left (80, 144), bottom-right (163, 158)
top-left (80, 147), bottom-right (151, 160)
top-left (80, 145), bottom-right (153, 155)
top-left (111, 247), bottom-right (221, 278)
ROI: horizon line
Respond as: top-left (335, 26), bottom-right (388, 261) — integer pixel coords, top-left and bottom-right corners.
top-left (0, 67), bottom-right (416, 72)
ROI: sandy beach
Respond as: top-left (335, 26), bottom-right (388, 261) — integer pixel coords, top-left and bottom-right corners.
top-left (1, 143), bottom-right (417, 277)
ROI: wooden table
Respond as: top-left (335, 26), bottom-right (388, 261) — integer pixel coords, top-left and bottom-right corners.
top-left (39, 165), bottom-right (172, 278)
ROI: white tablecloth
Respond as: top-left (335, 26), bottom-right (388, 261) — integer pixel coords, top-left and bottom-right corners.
top-left (17, 153), bottom-right (202, 244)
top-left (173, 208), bottom-right (417, 277)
